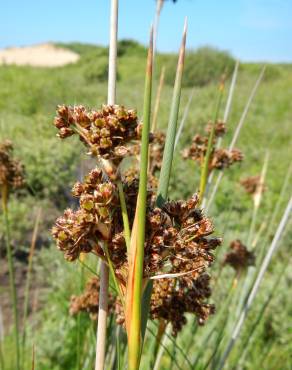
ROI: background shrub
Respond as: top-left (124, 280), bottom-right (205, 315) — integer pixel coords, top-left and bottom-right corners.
top-left (164, 46), bottom-right (235, 87)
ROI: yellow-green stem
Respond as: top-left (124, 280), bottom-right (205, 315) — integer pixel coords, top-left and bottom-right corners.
top-left (199, 83), bottom-right (224, 200)
top-left (103, 243), bottom-right (125, 308)
top-left (127, 27), bottom-right (153, 370)
top-left (117, 180), bottom-right (131, 252)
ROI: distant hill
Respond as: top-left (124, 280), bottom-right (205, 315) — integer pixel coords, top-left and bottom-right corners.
top-left (0, 43), bottom-right (80, 67)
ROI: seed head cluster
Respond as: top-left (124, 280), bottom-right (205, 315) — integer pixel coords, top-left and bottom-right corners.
top-left (0, 140), bottom-right (25, 191)
top-left (240, 175), bottom-right (266, 196)
top-left (70, 273), bottom-right (215, 336)
top-left (182, 120), bottom-right (243, 171)
top-left (54, 104), bottom-right (141, 160)
top-left (224, 239), bottom-right (255, 274)
top-left (53, 171), bottom-right (221, 286)
top-left (151, 274), bottom-right (215, 335)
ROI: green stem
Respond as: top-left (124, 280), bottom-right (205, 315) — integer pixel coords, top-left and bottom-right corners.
top-left (199, 83), bottom-right (224, 200)
top-left (128, 35), bottom-right (153, 370)
top-left (117, 181), bottom-right (131, 252)
top-left (1, 185), bottom-right (20, 370)
top-left (22, 208), bottom-right (41, 364)
top-left (157, 20), bottom-right (187, 207)
top-left (103, 243), bottom-right (125, 308)
top-left (0, 338), bottom-right (5, 370)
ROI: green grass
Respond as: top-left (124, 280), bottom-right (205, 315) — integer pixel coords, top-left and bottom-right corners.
top-left (0, 42), bottom-right (291, 369)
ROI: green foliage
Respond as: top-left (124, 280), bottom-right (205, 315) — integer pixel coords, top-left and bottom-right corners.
top-left (164, 47), bottom-right (235, 87)
top-left (117, 39), bottom-right (147, 57)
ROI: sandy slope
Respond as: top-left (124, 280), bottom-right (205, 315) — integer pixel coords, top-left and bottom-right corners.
top-left (0, 43), bottom-right (80, 67)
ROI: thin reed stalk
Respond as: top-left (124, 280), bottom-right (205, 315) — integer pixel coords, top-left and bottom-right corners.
top-left (199, 81), bottom-right (224, 199)
top-left (153, 324), bottom-right (172, 370)
top-left (206, 66), bottom-right (266, 211)
top-left (22, 208), bottom-right (42, 361)
top-left (1, 184), bottom-right (20, 370)
top-left (153, 0), bottom-right (164, 62)
top-left (117, 181), bottom-right (131, 251)
top-left (201, 61), bottom-right (239, 207)
top-left (126, 27), bottom-right (153, 370)
top-left (218, 196), bottom-right (292, 369)
top-left (234, 153), bottom-right (270, 319)
top-left (157, 19), bottom-right (187, 207)
top-left (237, 260), bottom-right (289, 367)
top-left (174, 88), bottom-right (195, 149)
top-left (247, 151), bottom-right (269, 246)
top-left (218, 61), bottom-right (239, 148)
top-left (152, 66), bottom-right (165, 132)
top-left (95, 1), bottom-right (118, 369)
top-left (141, 21), bottom-right (187, 341)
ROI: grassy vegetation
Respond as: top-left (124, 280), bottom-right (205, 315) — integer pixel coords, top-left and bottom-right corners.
top-left (0, 40), bottom-right (291, 369)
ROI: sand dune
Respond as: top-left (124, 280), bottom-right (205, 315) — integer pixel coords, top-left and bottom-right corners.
top-left (0, 43), bottom-right (80, 67)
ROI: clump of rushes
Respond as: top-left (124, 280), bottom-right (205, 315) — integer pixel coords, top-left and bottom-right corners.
top-left (182, 120), bottom-right (243, 173)
top-left (52, 16), bottom-right (221, 370)
top-left (52, 166), bottom-right (221, 301)
top-left (223, 239), bottom-right (255, 276)
top-left (0, 140), bottom-right (25, 370)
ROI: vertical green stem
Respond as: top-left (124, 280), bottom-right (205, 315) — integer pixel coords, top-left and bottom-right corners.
top-left (117, 181), bottom-right (131, 252)
top-left (127, 27), bottom-right (153, 370)
top-left (199, 83), bottom-right (224, 199)
top-left (1, 185), bottom-right (20, 370)
top-left (22, 208), bottom-right (41, 364)
top-left (141, 20), bottom-right (187, 343)
top-left (157, 20), bottom-right (187, 207)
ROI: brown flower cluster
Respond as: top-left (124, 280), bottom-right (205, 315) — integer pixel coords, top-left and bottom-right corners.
top-left (52, 167), bottom-right (124, 262)
top-left (54, 104), bottom-right (141, 160)
top-left (70, 276), bottom-right (125, 325)
top-left (150, 274), bottom-right (215, 335)
top-left (182, 120), bottom-right (243, 172)
top-left (223, 239), bottom-right (255, 274)
top-left (0, 140), bottom-right (25, 191)
top-left (71, 273), bottom-right (215, 336)
top-left (70, 277), bottom-right (122, 321)
top-left (53, 171), bottom-right (220, 286)
top-left (240, 175), bottom-right (266, 196)
top-left (144, 194), bottom-right (221, 281)
top-left (66, 192), bottom-right (220, 334)
top-left (205, 120), bottom-right (226, 137)
top-left (70, 277), bottom-right (103, 320)
top-left (210, 148), bottom-right (243, 170)
top-left (53, 102), bottom-right (221, 333)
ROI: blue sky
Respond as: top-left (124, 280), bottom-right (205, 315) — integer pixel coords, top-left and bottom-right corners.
top-left (0, 0), bottom-right (291, 62)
